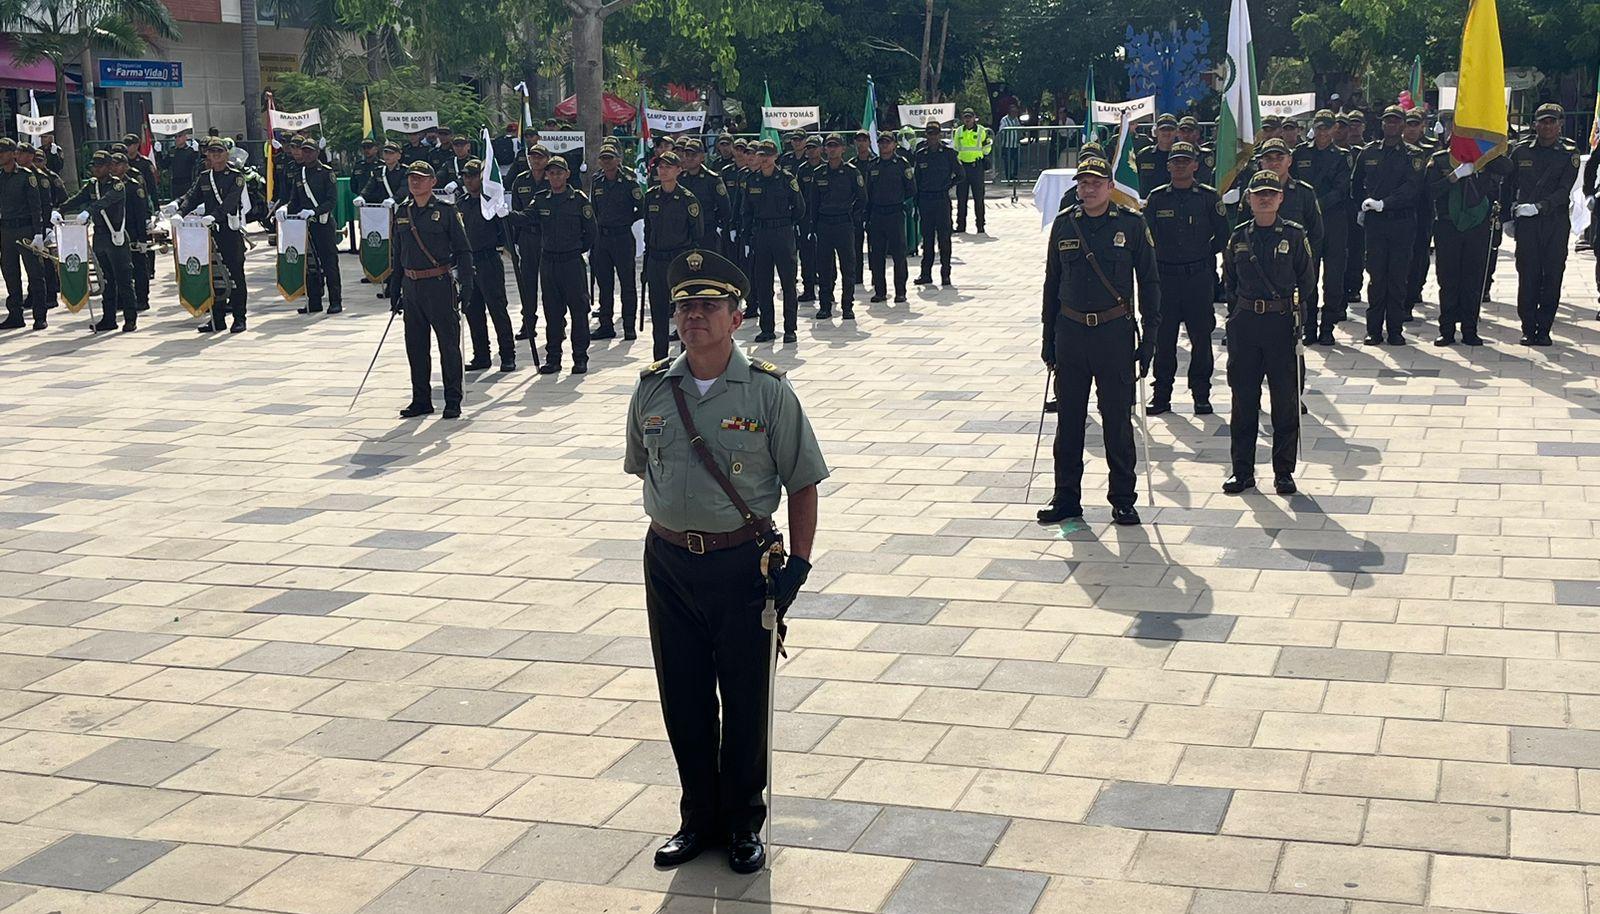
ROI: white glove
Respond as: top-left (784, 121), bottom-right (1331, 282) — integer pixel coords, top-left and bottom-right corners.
top-left (160, 202), bottom-right (179, 218)
top-left (1515, 203), bottom-right (1539, 218)
top-left (50, 210), bottom-right (63, 225)
top-left (31, 234), bottom-right (43, 248)
top-left (193, 203), bottom-right (205, 216)
top-left (443, 182), bottom-right (458, 194)
top-left (1361, 197), bottom-right (1383, 212)
top-left (44, 229), bottom-right (55, 245)
top-left (1221, 188), bottom-right (1241, 205)
top-left (493, 198), bottom-right (510, 217)
top-left (273, 205), bottom-right (288, 220)
top-left (1502, 220), bottom-right (1516, 239)
top-left (1452, 162), bottom-right (1474, 180)
top-left (75, 211), bottom-right (90, 225)
top-left (353, 196), bottom-right (366, 207)
top-left (201, 215), bottom-right (216, 228)
top-left (383, 199), bottom-right (397, 211)
top-left (296, 209), bottom-right (314, 219)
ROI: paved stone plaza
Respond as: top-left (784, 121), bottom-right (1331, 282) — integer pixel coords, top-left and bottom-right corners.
top-left (2, 200), bottom-right (1600, 914)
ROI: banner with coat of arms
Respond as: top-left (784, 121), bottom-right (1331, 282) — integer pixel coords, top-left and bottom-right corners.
top-left (174, 218), bottom-right (215, 316)
top-left (277, 216), bottom-right (309, 301)
top-left (358, 205), bottom-right (392, 283)
top-left (55, 221), bottom-right (92, 313)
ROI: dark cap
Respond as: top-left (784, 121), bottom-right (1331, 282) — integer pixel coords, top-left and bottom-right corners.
top-left (463, 158), bottom-right (483, 175)
top-left (1283, 116), bottom-right (1302, 129)
top-left (121, 132), bottom-right (139, 144)
top-left (406, 161), bottom-right (435, 177)
top-left (382, 141), bottom-right (401, 153)
top-left (1155, 113), bottom-right (1179, 128)
top-left (0, 138), bottom-right (15, 152)
top-left (1381, 105), bottom-right (1406, 120)
top-left (756, 140), bottom-right (778, 155)
top-left (1261, 114), bottom-right (1282, 128)
top-left (1178, 116), bottom-right (1200, 130)
top-left (733, 139), bottom-right (750, 150)
top-left (110, 143), bottom-right (128, 154)
top-left (598, 146), bottom-right (619, 159)
top-left (437, 125), bottom-right (454, 134)
top-left (1247, 170), bottom-right (1284, 193)
top-left (803, 135), bottom-right (820, 149)
top-left (961, 107), bottom-right (976, 116)
top-left (1080, 141), bottom-right (1106, 157)
top-left (876, 132), bottom-right (898, 144)
top-left (203, 138), bottom-right (228, 153)
top-left (16, 142), bottom-right (33, 154)
top-left (669, 248), bottom-right (749, 302)
top-left (1333, 112), bottom-right (1352, 125)
top-left (110, 152), bottom-right (129, 164)
top-left (527, 144), bottom-right (549, 157)
top-left (853, 130), bottom-right (870, 140)
top-left (680, 138), bottom-right (704, 152)
top-left (1076, 156), bottom-right (1112, 179)
top-left (1258, 137), bottom-right (1292, 156)
top-left (360, 138), bottom-right (377, 147)
top-left (786, 130), bottom-right (806, 141)
top-left (716, 133), bottom-right (734, 144)
top-left (451, 135), bottom-right (470, 145)
top-left (1403, 109), bottom-right (1423, 124)
top-left (1313, 109), bottom-right (1336, 127)
top-left (1167, 141), bottom-right (1198, 160)
top-left (90, 150), bottom-right (111, 165)
top-left (656, 150), bottom-right (682, 167)
top-left (1535, 103), bottom-right (1564, 121)
top-left (543, 156), bottom-right (569, 172)
top-left (824, 133), bottom-right (844, 147)
top-left (522, 126), bottom-right (540, 139)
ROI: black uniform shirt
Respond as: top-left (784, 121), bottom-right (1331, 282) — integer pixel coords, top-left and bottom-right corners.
top-left (0, 167), bottom-right (43, 233)
top-left (1042, 203), bottom-right (1161, 345)
top-left (913, 143), bottom-right (961, 198)
top-left (1352, 139), bottom-right (1425, 216)
top-left (1223, 218), bottom-right (1316, 309)
top-left (61, 175), bottom-right (129, 240)
top-left (178, 166), bottom-right (247, 231)
top-left (1135, 145), bottom-right (1173, 195)
top-left (1144, 182), bottom-right (1229, 264)
top-left (1503, 137), bottom-right (1580, 217)
top-left (459, 192), bottom-right (505, 252)
top-left (392, 194), bottom-right (473, 288)
top-left (1293, 142), bottom-right (1353, 215)
top-left (592, 170), bottom-right (645, 229)
top-left (865, 153), bottom-right (916, 210)
top-left (531, 186), bottom-right (597, 255)
top-left (680, 167), bottom-right (732, 232)
top-left (360, 165), bottom-right (408, 204)
top-left (644, 184), bottom-right (704, 252)
top-left (741, 169), bottom-right (805, 232)
top-left (808, 160), bottom-right (865, 225)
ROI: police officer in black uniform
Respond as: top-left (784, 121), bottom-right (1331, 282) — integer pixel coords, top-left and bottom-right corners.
top-left (110, 149), bottom-right (152, 314)
top-left (278, 136), bottom-right (343, 315)
top-left (165, 129), bottom-right (201, 201)
top-left (851, 130), bottom-right (874, 276)
top-left (1293, 110), bottom-right (1353, 343)
top-left (1177, 116), bottom-right (1217, 185)
top-left (742, 140), bottom-right (805, 343)
top-left (864, 132), bottom-right (915, 304)
top-left (17, 142), bottom-right (65, 329)
top-left (441, 134), bottom-right (474, 191)
top-left (1502, 103), bottom-right (1580, 346)
top-left (0, 137), bottom-right (45, 330)
top-left (1038, 156), bottom-right (1161, 527)
top-left (508, 144), bottom-right (549, 341)
top-left (794, 136), bottom-right (822, 302)
top-left (524, 156), bottom-right (596, 374)
top-left (1352, 105), bottom-right (1425, 344)
top-left (679, 139), bottom-right (732, 257)
top-left (914, 120), bottom-right (961, 287)
top-left (175, 138), bottom-right (251, 333)
top-left (1338, 112), bottom-right (1367, 309)
top-left (806, 134), bottom-right (866, 321)
top-left (356, 141), bottom-right (407, 205)
top-left (1402, 109), bottom-right (1438, 315)
top-left (392, 161), bottom-right (472, 419)
top-left (1144, 141), bottom-right (1229, 415)
top-left (457, 159), bottom-right (516, 373)
top-left (58, 150), bottom-right (137, 332)
top-left (400, 131), bottom-right (431, 168)
top-left (1136, 113), bottom-right (1181, 194)
top-left (644, 150), bottom-right (705, 359)
top-left (1426, 134), bottom-right (1510, 346)
top-left (1222, 170), bottom-right (1316, 496)
top-left (1253, 138), bottom-right (1322, 347)
top-left (591, 143), bottom-right (644, 341)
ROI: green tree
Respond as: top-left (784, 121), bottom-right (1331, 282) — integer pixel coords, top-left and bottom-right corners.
top-left (274, 64), bottom-right (491, 156)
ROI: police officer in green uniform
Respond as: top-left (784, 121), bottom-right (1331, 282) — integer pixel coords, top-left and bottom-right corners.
top-left (865, 132), bottom-right (916, 303)
top-left (174, 138), bottom-right (251, 333)
top-left (457, 159), bottom-right (516, 372)
top-left (914, 120), bottom-right (961, 286)
top-left (591, 143), bottom-right (644, 341)
top-left (356, 141), bottom-right (408, 206)
top-left (400, 131), bottom-right (431, 168)
top-left (806, 134), bottom-right (865, 320)
top-left (742, 140), bottom-right (805, 343)
top-left (1136, 113), bottom-right (1181, 195)
top-left (278, 135), bottom-right (344, 315)
top-left (1222, 171), bottom-right (1315, 496)
top-left (0, 137), bottom-right (45, 330)
top-left (57, 150), bottom-right (137, 332)
top-left (626, 247), bottom-right (827, 877)
top-left (1038, 156), bottom-right (1160, 526)
top-left (1340, 110), bottom-right (1369, 306)
top-left (1293, 110), bottom-right (1353, 341)
top-left (953, 107), bottom-right (993, 233)
top-left (643, 150), bottom-right (706, 359)
top-left (1502, 103), bottom-right (1580, 346)
top-left (1426, 125), bottom-right (1511, 346)
top-left (524, 156), bottom-right (597, 374)
top-left (110, 149), bottom-right (152, 314)
top-left (1352, 105), bottom-right (1425, 344)
top-left (851, 130), bottom-right (874, 276)
top-left (1144, 141), bottom-right (1229, 415)
top-left (392, 161), bottom-right (472, 419)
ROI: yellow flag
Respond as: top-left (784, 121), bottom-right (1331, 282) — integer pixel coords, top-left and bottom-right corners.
top-left (362, 88), bottom-right (376, 142)
top-left (1450, 0), bottom-right (1508, 167)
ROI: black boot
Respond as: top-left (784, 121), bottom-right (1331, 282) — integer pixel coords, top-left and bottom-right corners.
top-left (1036, 500), bottom-right (1082, 524)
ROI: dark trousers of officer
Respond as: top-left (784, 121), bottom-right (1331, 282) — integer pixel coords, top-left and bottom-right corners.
top-left (209, 230), bottom-right (249, 329)
top-left (515, 233), bottom-right (541, 336)
top-left (867, 208), bottom-right (908, 299)
top-left (1434, 219), bottom-right (1492, 338)
top-left (814, 217), bottom-right (855, 307)
top-left (853, 221), bottom-right (865, 282)
top-left (1514, 215), bottom-right (1570, 336)
top-left (645, 253), bottom-right (677, 361)
top-left (27, 243), bottom-right (58, 321)
top-left (1406, 207), bottom-right (1432, 309)
top-left (401, 274), bottom-right (463, 408)
top-left (1153, 261), bottom-right (1217, 402)
top-left (1051, 315), bottom-right (1138, 513)
top-left (92, 236), bottom-right (136, 326)
top-left (466, 249), bottom-right (515, 365)
top-left (539, 252), bottom-right (589, 366)
top-left (1344, 209), bottom-right (1364, 304)
top-left (955, 161), bottom-right (985, 231)
top-left (131, 234), bottom-right (150, 311)
top-left (798, 228), bottom-right (817, 298)
top-left (1363, 214), bottom-right (1415, 338)
top-left (592, 227), bottom-right (637, 333)
top-left (750, 227), bottom-right (798, 336)
top-left (643, 530), bottom-right (771, 835)
top-left (918, 197), bottom-right (953, 279)
top-left (0, 224), bottom-right (29, 321)
top-left (1315, 211), bottom-right (1349, 335)
top-left (305, 220), bottom-right (343, 310)
top-left (1226, 309), bottom-right (1299, 478)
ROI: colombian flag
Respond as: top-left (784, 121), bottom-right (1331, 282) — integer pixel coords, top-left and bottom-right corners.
top-left (1449, 0), bottom-right (1508, 167)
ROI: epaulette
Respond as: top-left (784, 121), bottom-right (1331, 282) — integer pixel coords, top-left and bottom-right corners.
top-left (640, 358), bottom-right (672, 376)
top-left (1280, 218), bottom-right (1306, 234)
top-left (1147, 183), bottom-right (1173, 196)
top-left (1558, 137), bottom-right (1579, 151)
top-left (751, 359), bottom-right (786, 378)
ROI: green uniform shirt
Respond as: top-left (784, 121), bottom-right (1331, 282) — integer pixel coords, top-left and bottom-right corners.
top-left (626, 344), bottom-right (829, 533)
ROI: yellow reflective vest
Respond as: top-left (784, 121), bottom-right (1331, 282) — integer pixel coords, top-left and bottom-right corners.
top-left (953, 124), bottom-right (993, 164)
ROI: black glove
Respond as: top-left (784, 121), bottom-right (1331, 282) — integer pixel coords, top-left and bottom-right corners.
top-left (1041, 338), bottom-right (1055, 367)
top-left (772, 555), bottom-right (811, 614)
top-left (1136, 338), bottom-right (1152, 379)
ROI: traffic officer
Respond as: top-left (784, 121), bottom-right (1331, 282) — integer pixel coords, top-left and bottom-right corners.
top-left (57, 150), bottom-right (136, 333)
top-left (1176, 116), bottom-right (1217, 184)
top-left (864, 132), bottom-right (915, 304)
top-left (458, 159), bottom-right (516, 373)
top-left (1402, 109), bottom-right (1437, 315)
top-left (1293, 110), bottom-right (1352, 342)
top-left (1136, 113), bottom-right (1181, 194)
top-left (1222, 171), bottom-right (1315, 496)
top-left (1502, 103), bottom-right (1579, 346)
top-left (1143, 141), bottom-right (1228, 415)
top-left (591, 143), bottom-right (644, 341)
top-left (1352, 105), bottom-right (1425, 344)
top-left (392, 161), bottom-right (473, 419)
top-left (1038, 156), bottom-right (1160, 527)
top-left (742, 140), bottom-right (805, 343)
top-left (278, 135), bottom-right (343, 315)
top-left (795, 136), bottom-right (822, 303)
top-left (524, 156), bottom-right (596, 374)
top-left (17, 143), bottom-right (65, 330)
top-left (173, 138), bottom-right (251, 333)
top-left (914, 120), bottom-right (961, 286)
top-left (806, 134), bottom-right (865, 321)
top-left (953, 107), bottom-right (993, 233)
top-left (678, 139), bottom-right (732, 257)
top-left (110, 150), bottom-right (152, 314)
top-left (625, 247), bottom-right (827, 877)
top-left (0, 137), bottom-right (45, 330)
top-left (643, 150), bottom-right (705, 359)
top-left (508, 144), bottom-right (550, 341)
top-left (1426, 132), bottom-right (1510, 346)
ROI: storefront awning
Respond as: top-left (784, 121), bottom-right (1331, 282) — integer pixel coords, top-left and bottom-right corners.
top-left (0, 37), bottom-right (80, 91)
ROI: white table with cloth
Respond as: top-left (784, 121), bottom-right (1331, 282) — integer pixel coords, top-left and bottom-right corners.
top-left (1032, 168), bottom-right (1076, 230)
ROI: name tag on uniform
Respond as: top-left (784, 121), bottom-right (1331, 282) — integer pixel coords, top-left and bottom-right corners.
top-left (396, 217), bottom-right (411, 225)
top-left (644, 416), bottom-right (665, 437)
top-left (1058, 239), bottom-right (1080, 251)
top-left (749, 187), bottom-right (763, 194)
top-left (1233, 242), bottom-right (1250, 253)
top-left (538, 208), bottom-right (551, 217)
top-left (1113, 231), bottom-right (1126, 248)
top-left (1519, 161), bottom-right (1533, 168)
top-left (818, 178), bottom-right (829, 186)
top-left (1277, 240), bottom-right (1290, 254)
top-left (1139, 163), bottom-right (1154, 171)
top-left (1155, 209), bottom-right (1175, 218)
top-left (649, 204), bottom-right (660, 212)
top-left (1364, 158), bottom-right (1378, 167)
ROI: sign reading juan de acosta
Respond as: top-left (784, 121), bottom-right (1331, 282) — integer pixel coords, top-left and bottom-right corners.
top-left (98, 59), bottom-right (183, 88)
top-left (381, 111), bottom-right (440, 133)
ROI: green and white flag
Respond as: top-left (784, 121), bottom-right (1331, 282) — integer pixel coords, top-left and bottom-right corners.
top-left (174, 218), bottom-right (215, 316)
top-left (480, 126), bottom-right (504, 221)
top-left (358, 205), bottom-right (392, 284)
top-left (277, 216), bottom-right (308, 301)
top-left (1083, 68), bottom-right (1097, 145)
top-left (1109, 109), bottom-right (1143, 210)
top-left (55, 221), bottom-right (91, 313)
top-left (1214, 0), bottom-right (1261, 193)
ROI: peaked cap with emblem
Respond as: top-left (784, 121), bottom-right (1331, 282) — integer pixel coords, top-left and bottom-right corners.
top-left (668, 248), bottom-right (750, 302)
top-left (1076, 156), bottom-right (1112, 180)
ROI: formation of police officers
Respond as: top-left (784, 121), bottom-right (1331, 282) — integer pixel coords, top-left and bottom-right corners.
top-left (1038, 101), bottom-right (1581, 523)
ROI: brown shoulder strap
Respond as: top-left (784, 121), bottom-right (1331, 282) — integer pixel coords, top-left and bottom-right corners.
top-left (669, 377), bottom-right (770, 537)
top-left (1065, 213), bottom-right (1126, 308)
top-left (407, 208), bottom-right (441, 268)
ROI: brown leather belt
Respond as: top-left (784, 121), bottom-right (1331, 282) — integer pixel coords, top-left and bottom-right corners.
top-left (650, 520), bottom-right (772, 555)
top-left (1237, 298), bottom-right (1293, 314)
top-left (1059, 304), bottom-right (1129, 327)
top-left (403, 265), bottom-right (451, 280)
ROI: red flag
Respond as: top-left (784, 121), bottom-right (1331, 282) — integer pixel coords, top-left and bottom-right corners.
top-left (140, 117), bottom-right (159, 179)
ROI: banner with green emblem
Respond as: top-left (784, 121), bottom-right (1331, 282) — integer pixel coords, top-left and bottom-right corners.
top-left (174, 218), bottom-right (215, 317)
top-left (358, 204), bottom-right (392, 283)
top-left (55, 221), bottom-right (91, 313)
top-left (277, 216), bottom-right (308, 301)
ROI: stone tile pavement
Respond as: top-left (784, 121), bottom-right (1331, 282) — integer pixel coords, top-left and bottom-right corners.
top-left (2, 199), bottom-right (1600, 912)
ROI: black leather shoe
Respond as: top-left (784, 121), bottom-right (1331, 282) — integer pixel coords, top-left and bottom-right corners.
top-left (1530, 333), bottom-right (1553, 347)
top-left (399, 404), bottom-right (433, 418)
top-left (327, 303), bottom-right (343, 314)
top-left (1386, 333), bottom-right (1406, 345)
top-left (654, 831), bottom-right (703, 868)
top-left (782, 331), bottom-right (797, 343)
top-left (893, 294), bottom-right (907, 303)
top-left (625, 329), bottom-right (638, 340)
top-left (121, 319), bottom-right (136, 332)
top-left (1461, 333), bottom-right (1484, 346)
top-left (465, 359), bottom-right (491, 372)
top-left (1194, 400), bottom-right (1213, 415)
top-left (197, 323), bottom-right (219, 333)
top-left (1146, 399), bottom-right (1171, 416)
top-left (870, 293), bottom-right (887, 303)
top-left (571, 362), bottom-right (588, 374)
top-left (515, 326), bottom-right (530, 340)
top-left (914, 275), bottom-right (933, 285)
top-left (1432, 335), bottom-right (1454, 347)
top-left (231, 318), bottom-right (246, 333)
top-left (842, 305), bottom-right (855, 320)
top-left (940, 273), bottom-right (952, 286)
top-left (1111, 506), bottom-right (1141, 526)
top-left (1036, 501), bottom-right (1082, 524)
top-left (1043, 400), bottom-right (1058, 414)
top-left (442, 405), bottom-right (461, 419)
top-left (1519, 334), bottom-right (1534, 346)
top-left (753, 331), bottom-right (776, 342)
top-left (1318, 331), bottom-right (1335, 346)
top-left (1362, 334), bottom-right (1383, 345)
top-left (500, 359), bottom-right (516, 372)
top-left (297, 305), bottom-right (323, 315)
top-left (797, 292), bottom-right (816, 303)
top-left (538, 363), bottom-right (561, 374)
top-left (729, 832), bottom-right (765, 874)
top-left (814, 307), bottom-right (832, 319)
top-left (592, 326), bottom-right (616, 340)
top-left (31, 318), bottom-right (45, 330)
top-left (1223, 475), bottom-right (1256, 494)
top-left (1274, 473), bottom-right (1297, 495)
top-left (92, 317), bottom-right (117, 332)
top-left (0, 314), bottom-right (24, 330)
